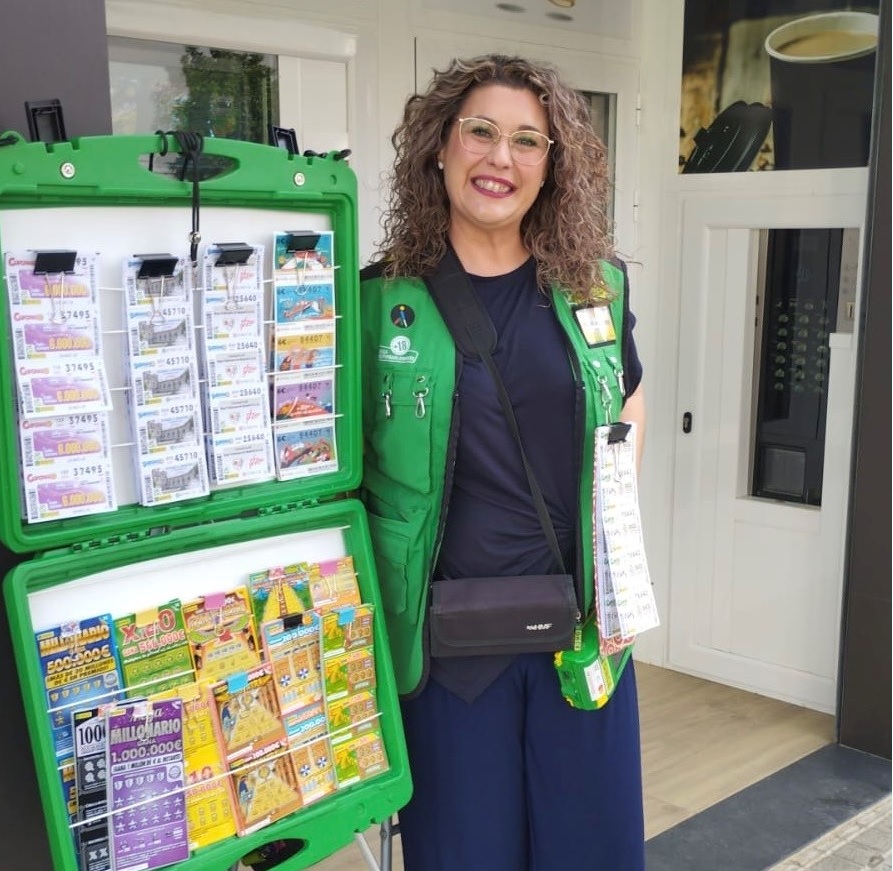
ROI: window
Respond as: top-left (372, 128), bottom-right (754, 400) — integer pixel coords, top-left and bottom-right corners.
top-left (108, 36), bottom-right (279, 142)
top-left (583, 91), bottom-right (617, 225)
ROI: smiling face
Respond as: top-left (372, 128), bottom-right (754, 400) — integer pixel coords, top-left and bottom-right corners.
top-left (437, 83), bottom-right (550, 244)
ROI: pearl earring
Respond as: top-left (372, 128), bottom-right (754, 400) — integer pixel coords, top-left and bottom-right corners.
top-left (437, 159), bottom-right (444, 170)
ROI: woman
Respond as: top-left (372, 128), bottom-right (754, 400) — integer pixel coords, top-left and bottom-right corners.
top-left (360, 54), bottom-right (646, 870)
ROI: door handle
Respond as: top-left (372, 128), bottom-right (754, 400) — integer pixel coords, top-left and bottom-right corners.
top-left (682, 411), bottom-right (693, 434)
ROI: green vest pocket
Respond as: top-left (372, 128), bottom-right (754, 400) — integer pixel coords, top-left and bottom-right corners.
top-left (368, 368), bottom-right (435, 493)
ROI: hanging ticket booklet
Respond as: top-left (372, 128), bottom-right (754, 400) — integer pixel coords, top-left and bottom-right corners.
top-left (200, 243), bottom-right (274, 487)
top-left (593, 423), bottom-right (659, 654)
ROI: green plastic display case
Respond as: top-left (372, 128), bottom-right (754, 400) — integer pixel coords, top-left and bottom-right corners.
top-left (0, 131), bottom-right (363, 555)
top-left (0, 132), bottom-right (411, 871)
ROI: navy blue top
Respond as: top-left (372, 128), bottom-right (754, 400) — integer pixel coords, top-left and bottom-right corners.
top-left (431, 258), bottom-right (641, 701)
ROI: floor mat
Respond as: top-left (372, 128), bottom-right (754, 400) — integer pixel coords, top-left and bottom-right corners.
top-left (645, 744), bottom-right (892, 871)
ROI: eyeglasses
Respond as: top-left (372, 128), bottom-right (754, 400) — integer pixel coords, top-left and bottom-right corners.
top-left (456, 117), bottom-right (554, 166)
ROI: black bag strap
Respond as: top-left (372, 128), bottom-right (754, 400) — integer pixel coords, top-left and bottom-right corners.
top-left (424, 247), bottom-right (568, 578)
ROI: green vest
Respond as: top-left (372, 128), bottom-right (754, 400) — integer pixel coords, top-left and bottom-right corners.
top-left (360, 262), bottom-right (627, 695)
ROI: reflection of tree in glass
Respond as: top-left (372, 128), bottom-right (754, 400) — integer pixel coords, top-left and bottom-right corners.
top-left (145, 46), bottom-right (278, 181)
top-left (171, 46), bottom-right (277, 143)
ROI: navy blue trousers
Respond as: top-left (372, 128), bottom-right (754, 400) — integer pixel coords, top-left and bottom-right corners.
top-left (397, 654), bottom-right (645, 871)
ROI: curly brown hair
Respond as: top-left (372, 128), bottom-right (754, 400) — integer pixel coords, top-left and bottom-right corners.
top-left (375, 54), bottom-right (613, 302)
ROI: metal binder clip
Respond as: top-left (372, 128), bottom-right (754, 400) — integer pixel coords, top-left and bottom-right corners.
top-left (135, 254), bottom-right (181, 322)
top-left (607, 422), bottom-right (631, 444)
top-left (215, 243), bottom-right (253, 311)
top-left (33, 250), bottom-right (77, 324)
top-left (214, 243), bottom-right (253, 268)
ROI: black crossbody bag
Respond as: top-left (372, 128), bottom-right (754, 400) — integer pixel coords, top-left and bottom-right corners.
top-left (424, 249), bottom-right (581, 657)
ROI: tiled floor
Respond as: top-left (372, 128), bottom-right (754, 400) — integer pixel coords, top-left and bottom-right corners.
top-left (766, 795), bottom-right (891, 871)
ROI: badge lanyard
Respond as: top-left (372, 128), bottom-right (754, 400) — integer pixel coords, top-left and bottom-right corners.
top-left (592, 422), bottom-right (659, 654)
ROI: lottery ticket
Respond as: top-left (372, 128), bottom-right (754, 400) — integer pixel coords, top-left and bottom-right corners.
top-left (211, 664), bottom-right (286, 765)
top-left (274, 276), bottom-right (335, 326)
top-left (11, 309), bottom-right (103, 362)
top-left (272, 368), bottom-right (335, 421)
top-left (106, 699), bottom-right (189, 871)
top-left (128, 353), bottom-right (198, 408)
top-left (60, 755), bottom-right (78, 825)
top-left (204, 345), bottom-right (265, 388)
top-left (4, 249), bottom-right (99, 306)
top-left (135, 445), bottom-right (209, 506)
top-left (181, 743), bottom-right (238, 851)
top-left (206, 430), bottom-right (275, 487)
top-left (260, 615), bottom-right (322, 716)
top-left (152, 682), bottom-right (237, 852)
top-left (273, 419), bottom-right (337, 481)
top-left (72, 703), bottom-right (117, 871)
top-left (308, 556), bottom-right (361, 613)
top-left (34, 615), bottom-right (121, 759)
top-left (321, 604), bottom-right (374, 658)
top-left (19, 413), bottom-right (110, 466)
top-left (271, 324), bottom-right (335, 372)
top-left (332, 728), bottom-right (389, 789)
top-left (182, 587), bottom-right (260, 685)
top-left (289, 732), bottom-right (336, 807)
top-left (201, 243), bottom-right (263, 307)
top-left (205, 385), bottom-right (269, 435)
top-left (23, 459), bottom-right (116, 523)
top-left (326, 691), bottom-right (380, 744)
top-left (204, 301), bottom-right (263, 343)
top-left (322, 646), bottom-right (376, 702)
top-left (229, 745), bottom-right (303, 835)
top-left (113, 600), bottom-right (194, 697)
top-left (282, 701), bottom-right (327, 746)
top-left (16, 358), bottom-right (112, 418)
top-left (125, 302), bottom-right (194, 357)
top-left (250, 565), bottom-right (314, 628)
top-left (132, 404), bottom-right (202, 456)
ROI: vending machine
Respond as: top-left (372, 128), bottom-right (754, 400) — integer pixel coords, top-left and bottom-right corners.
top-left (0, 131), bottom-right (411, 871)
top-left (751, 226), bottom-right (858, 505)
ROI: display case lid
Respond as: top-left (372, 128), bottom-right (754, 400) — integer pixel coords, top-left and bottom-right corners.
top-left (0, 132), bottom-right (362, 554)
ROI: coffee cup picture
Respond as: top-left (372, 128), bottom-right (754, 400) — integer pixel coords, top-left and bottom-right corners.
top-left (765, 11), bottom-right (879, 170)
top-left (679, 2), bottom-right (880, 173)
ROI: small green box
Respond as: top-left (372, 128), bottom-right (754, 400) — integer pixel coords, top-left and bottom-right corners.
top-left (553, 612), bottom-right (633, 711)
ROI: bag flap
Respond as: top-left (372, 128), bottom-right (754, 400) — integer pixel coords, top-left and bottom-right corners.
top-left (430, 575), bottom-right (577, 649)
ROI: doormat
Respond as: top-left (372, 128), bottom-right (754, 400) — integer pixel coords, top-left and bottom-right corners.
top-left (645, 743), bottom-right (891, 871)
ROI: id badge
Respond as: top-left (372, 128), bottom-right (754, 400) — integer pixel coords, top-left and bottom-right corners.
top-left (573, 304), bottom-right (616, 347)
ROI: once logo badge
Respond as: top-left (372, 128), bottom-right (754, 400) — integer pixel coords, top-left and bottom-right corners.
top-left (390, 304), bottom-right (415, 328)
